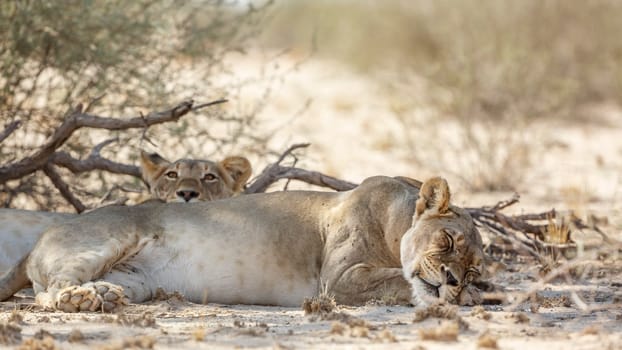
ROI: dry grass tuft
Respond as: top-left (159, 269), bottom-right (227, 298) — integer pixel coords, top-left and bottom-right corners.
top-left (67, 329), bottom-right (84, 343)
top-left (477, 332), bottom-right (499, 349)
top-left (544, 215), bottom-right (571, 244)
top-left (192, 327), bottom-right (206, 341)
top-left (302, 294), bottom-right (337, 315)
top-left (8, 310), bottom-right (24, 325)
top-left (329, 320), bottom-right (373, 339)
top-left (99, 335), bottom-right (156, 350)
top-left (508, 312), bottom-right (530, 324)
top-left (470, 306), bottom-right (492, 320)
top-left (115, 312), bottom-right (157, 328)
top-left (418, 320), bottom-right (459, 342)
top-left (374, 328), bottom-right (398, 343)
top-left (413, 301), bottom-right (469, 330)
top-left (18, 336), bottom-right (57, 350)
top-left (33, 329), bottom-right (54, 340)
top-left (580, 325), bottom-right (601, 335)
top-left (536, 293), bottom-right (572, 308)
top-left (231, 320), bottom-right (269, 337)
top-left (0, 322), bottom-right (22, 345)
top-left (152, 288), bottom-right (186, 302)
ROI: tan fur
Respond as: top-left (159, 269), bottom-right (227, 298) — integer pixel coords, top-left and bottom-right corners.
top-left (401, 177), bottom-right (484, 306)
top-left (0, 176), bottom-right (483, 311)
top-left (140, 151), bottom-right (251, 202)
top-left (0, 152), bottom-right (252, 276)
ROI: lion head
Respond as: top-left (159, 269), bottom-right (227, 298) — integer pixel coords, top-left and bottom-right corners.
top-left (140, 151), bottom-right (252, 202)
top-left (400, 177), bottom-right (484, 306)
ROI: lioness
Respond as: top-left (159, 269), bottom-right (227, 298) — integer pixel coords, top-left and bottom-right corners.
top-left (0, 176), bottom-right (483, 311)
top-left (0, 151), bottom-right (252, 274)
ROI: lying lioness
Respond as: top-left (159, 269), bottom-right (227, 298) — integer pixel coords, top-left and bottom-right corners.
top-left (0, 151), bottom-right (252, 274)
top-left (0, 176), bottom-right (483, 311)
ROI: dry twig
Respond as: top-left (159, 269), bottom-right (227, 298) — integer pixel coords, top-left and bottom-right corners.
top-left (245, 143), bottom-right (357, 193)
top-left (42, 163), bottom-right (87, 213)
top-left (0, 120), bottom-right (21, 144)
top-left (49, 138), bottom-right (141, 178)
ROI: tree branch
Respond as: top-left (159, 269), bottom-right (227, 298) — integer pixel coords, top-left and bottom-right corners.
top-left (245, 143), bottom-right (356, 193)
top-left (0, 120), bottom-right (21, 144)
top-left (0, 99), bottom-right (227, 184)
top-left (42, 163), bottom-right (87, 213)
top-left (245, 165), bottom-right (357, 194)
top-left (49, 138), bottom-right (141, 178)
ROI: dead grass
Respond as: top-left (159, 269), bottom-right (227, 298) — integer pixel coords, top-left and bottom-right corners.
top-left (477, 332), bottom-right (499, 349)
top-left (330, 321), bottom-right (370, 338)
top-left (471, 306), bottom-right (492, 320)
top-left (0, 322), bottom-right (22, 345)
top-left (18, 336), bottom-right (57, 350)
top-left (302, 293), bottom-right (337, 315)
top-left (418, 320), bottom-right (459, 342)
top-left (8, 310), bottom-right (24, 325)
top-left (99, 335), bottom-right (156, 350)
top-left (413, 302), bottom-right (469, 330)
top-left (115, 312), bottom-right (157, 328)
top-left (544, 215), bottom-right (572, 244)
top-left (537, 293), bottom-right (572, 308)
top-left (509, 312), bottom-right (530, 324)
top-left (192, 327), bottom-right (206, 341)
top-left (67, 329), bottom-right (84, 343)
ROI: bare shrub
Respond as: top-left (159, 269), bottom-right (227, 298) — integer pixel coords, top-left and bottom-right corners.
top-left (0, 1), bottom-right (286, 211)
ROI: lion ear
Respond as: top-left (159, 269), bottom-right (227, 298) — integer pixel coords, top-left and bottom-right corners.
top-left (140, 150), bottom-right (171, 187)
top-left (220, 156), bottom-right (252, 193)
top-left (414, 177), bottom-right (451, 219)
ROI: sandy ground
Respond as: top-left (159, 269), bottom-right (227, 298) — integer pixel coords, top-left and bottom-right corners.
top-left (1, 263), bottom-right (621, 350)
top-left (2, 56), bottom-right (622, 349)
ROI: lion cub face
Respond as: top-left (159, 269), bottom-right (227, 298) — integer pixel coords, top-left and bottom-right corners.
top-left (140, 151), bottom-right (252, 202)
top-left (400, 177), bottom-right (484, 306)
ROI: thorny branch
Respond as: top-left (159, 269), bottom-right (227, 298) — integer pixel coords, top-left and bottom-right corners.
top-left (0, 99), bottom-right (227, 184)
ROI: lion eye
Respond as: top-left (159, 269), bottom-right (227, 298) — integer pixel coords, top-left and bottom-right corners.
top-left (166, 171), bottom-right (178, 179)
top-left (203, 173), bottom-right (217, 181)
top-left (441, 230), bottom-right (454, 252)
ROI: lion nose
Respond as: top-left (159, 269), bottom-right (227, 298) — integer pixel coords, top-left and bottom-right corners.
top-left (177, 190), bottom-right (199, 202)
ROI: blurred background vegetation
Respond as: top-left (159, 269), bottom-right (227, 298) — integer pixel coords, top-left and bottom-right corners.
top-left (263, 0), bottom-right (622, 191)
top-left (265, 0), bottom-right (622, 121)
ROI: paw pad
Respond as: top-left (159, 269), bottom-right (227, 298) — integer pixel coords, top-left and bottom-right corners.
top-left (56, 282), bottom-right (129, 312)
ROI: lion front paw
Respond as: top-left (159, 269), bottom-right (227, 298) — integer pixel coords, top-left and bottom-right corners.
top-left (56, 281), bottom-right (129, 312)
top-left (455, 284), bottom-right (482, 306)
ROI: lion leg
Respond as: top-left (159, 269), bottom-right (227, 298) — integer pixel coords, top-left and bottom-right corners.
top-left (98, 265), bottom-right (155, 304)
top-left (28, 231), bottom-right (154, 312)
top-left (36, 266), bottom-right (153, 313)
top-left (324, 264), bottom-right (412, 305)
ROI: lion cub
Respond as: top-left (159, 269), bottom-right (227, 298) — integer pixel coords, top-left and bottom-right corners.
top-left (0, 151), bottom-right (252, 273)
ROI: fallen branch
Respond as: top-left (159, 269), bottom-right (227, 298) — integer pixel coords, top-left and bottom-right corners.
top-left (245, 143), bottom-right (357, 193)
top-left (0, 99), bottom-right (227, 184)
